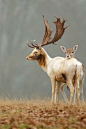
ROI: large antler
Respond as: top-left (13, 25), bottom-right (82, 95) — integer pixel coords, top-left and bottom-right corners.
top-left (27, 15), bottom-right (69, 48)
top-left (41, 15), bottom-right (53, 46)
top-left (27, 15), bottom-right (52, 48)
top-left (48, 16), bottom-right (70, 45)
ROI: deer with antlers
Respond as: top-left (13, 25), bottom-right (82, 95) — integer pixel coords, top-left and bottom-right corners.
top-left (60, 45), bottom-right (85, 103)
top-left (26, 15), bottom-right (81, 105)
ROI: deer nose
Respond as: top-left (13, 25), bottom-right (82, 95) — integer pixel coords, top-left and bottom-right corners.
top-left (26, 56), bottom-right (28, 60)
top-left (67, 55), bottom-right (69, 58)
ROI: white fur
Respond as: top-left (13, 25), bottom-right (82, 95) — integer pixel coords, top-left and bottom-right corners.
top-left (60, 46), bottom-right (85, 103)
top-left (27, 48), bottom-right (82, 105)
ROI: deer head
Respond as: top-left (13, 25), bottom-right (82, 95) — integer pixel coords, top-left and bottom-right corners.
top-left (60, 45), bottom-right (78, 59)
top-left (26, 46), bottom-right (45, 61)
top-left (26, 15), bottom-right (69, 61)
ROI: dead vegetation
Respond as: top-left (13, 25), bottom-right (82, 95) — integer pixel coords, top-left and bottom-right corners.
top-left (0, 98), bottom-right (86, 129)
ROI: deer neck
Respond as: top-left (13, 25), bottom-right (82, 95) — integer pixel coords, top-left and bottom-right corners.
top-left (37, 48), bottom-right (52, 72)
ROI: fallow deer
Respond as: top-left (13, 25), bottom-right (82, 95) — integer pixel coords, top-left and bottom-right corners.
top-left (60, 45), bottom-right (85, 103)
top-left (26, 15), bottom-right (81, 105)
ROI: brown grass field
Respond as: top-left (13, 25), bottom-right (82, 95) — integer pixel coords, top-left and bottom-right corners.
top-left (0, 98), bottom-right (86, 129)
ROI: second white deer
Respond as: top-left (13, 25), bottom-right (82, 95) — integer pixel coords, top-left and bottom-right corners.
top-left (60, 45), bottom-right (85, 103)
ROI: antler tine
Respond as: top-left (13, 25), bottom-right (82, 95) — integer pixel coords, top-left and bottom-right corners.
top-left (63, 18), bottom-right (68, 22)
top-left (62, 18), bottom-right (68, 27)
top-left (27, 41), bottom-right (34, 48)
top-left (54, 15), bottom-right (60, 21)
top-left (34, 41), bottom-right (38, 46)
top-left (31, 41), bottom-right (37, 47)
top-left (32, 40), bottom-right (39, 48)
top-left (64, 25), bottom-right (70, 30)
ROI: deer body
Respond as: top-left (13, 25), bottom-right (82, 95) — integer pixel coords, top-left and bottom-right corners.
top-left (26, 47), bottom-right (81, 105)
top-left (60, 45), bottom-right (85, 103)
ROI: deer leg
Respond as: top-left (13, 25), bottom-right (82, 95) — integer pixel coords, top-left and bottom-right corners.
top-left (66, 80), bottom-right (74, 105)
top-left (56, 81), bottom-right (60, 104)
top-left (54, 81), bottom-right (57, 103)
top-left (51, 78), bottom-right (56, 104)
top-left (80, 80), bottom-right (84, 103)
top-left (73, 85), bottom-right (76, 104)
top-left (75, 79), bottom-right (80, 105)
top-left (60, 83), bottom-right (68, 103)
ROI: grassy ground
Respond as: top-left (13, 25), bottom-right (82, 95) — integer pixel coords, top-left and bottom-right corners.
top-left (0, 98), bottom-right (86, 129)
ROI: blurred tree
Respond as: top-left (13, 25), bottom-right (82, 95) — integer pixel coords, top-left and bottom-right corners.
top-left (0, 0), bottom-right (86, 99)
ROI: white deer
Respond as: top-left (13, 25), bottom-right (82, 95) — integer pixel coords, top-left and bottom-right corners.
top-left (60, 45), bottom-right (85, 103)
top-left (26, 16), bottom-right (81, 105)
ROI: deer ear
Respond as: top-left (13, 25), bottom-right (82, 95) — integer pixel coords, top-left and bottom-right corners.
top-left (73, 45), bottom-right (78, 52)
top-left (60, 46), bottom-right (66, 53)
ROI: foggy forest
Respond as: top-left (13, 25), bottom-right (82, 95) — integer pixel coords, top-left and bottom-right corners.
top-left (0, 0), bottom-right (86, 100)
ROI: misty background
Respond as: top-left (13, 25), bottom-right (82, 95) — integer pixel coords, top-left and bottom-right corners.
top-left (0, 0), bottom-right (86, 100)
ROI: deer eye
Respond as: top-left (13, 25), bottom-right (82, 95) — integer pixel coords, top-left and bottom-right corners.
top-left (34, 52), bottom-right (38, 54)
top-left (71, 51), bottom-right (73, 53)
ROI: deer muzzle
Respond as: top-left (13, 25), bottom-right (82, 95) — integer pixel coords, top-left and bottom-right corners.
top-left (26, 55), bottom-right (32, 60)
top-left (66, 55), bottom-right (70, 59)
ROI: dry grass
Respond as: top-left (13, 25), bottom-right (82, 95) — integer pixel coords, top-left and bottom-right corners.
top-left (0, 97), bottom-right (86, 129)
